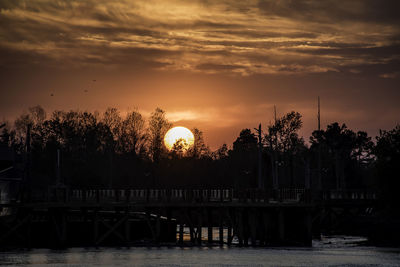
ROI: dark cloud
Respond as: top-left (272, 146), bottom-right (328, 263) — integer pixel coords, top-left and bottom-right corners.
top-left (0, 0), bottom-right (398, 76)
top-left (196, 63), bottom-right (245, 71)
top-left (289, 45), bottom-right (400, 58)
top-left (258, 0), bottom-right (400, 24)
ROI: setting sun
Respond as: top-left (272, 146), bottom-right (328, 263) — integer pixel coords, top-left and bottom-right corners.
top-left (164, 126), bottom-right (195, 151)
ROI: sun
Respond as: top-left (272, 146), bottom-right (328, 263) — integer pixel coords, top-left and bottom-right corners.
top-left (164, 126), bottom-right (195, 151)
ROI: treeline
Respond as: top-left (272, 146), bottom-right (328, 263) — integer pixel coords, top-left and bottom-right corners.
top-left (1, 106), bottom-right (399, 202)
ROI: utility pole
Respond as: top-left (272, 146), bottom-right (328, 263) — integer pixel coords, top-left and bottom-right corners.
top-left (317, 96), bottom-right (322, 191)
top-left (254, 124), bottom-right (263, 189)
top-left (56, 149), bottom-right (61, 185)
top-left (24, 124), bottom-right (32, 202)
top-left (273, 105), bottom-right (279, 190)
top-left (318, 96), bottom-right (321, 132)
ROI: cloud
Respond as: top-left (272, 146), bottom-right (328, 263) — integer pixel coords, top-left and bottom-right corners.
top-left (257, 0), bottom-right (400, 24)
top-left (0, 0), bottom-right (398, 76)
top-left (380, 72), bottom-right (400, 79)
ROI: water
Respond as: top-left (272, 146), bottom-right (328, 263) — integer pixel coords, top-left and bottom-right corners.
top-left (1, 236), bottom-right (400, 266)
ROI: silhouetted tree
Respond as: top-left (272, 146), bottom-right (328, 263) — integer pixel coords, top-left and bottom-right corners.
top-left (230, 129), bottom-right (258, 188)
top-left (265, 111), bottom-right (303, 153)
top-left (148, 108), bottom-right (171, 162)
top-left (0, 121), bottom-right (17, 148)
top-left (5, 105), bottom-right (397, 196)
top-left (374, 125), bottom-right (400, 206)
top-left (171, 138), bottom-right (187, 158)
top-left (212, 143), bottom-right (229, 160)
top-left (120, 110), bottom-right (147, 157)
top-left (264, 111), bottom-right (306, 187)
top-left (310, 122), bottom-right (374, 189)
top-left (187, 128), bottom-right (210, 159)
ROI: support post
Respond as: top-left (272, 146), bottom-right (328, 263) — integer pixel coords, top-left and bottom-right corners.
top-left (179, 223), bottom-right (184, 245)
top-left (156, 213), bottom-right (161, 243)
top-left (304, 209), bottom-right (312, 246)
top-left (317, 96), bottom-right (322, 191)
top-left (207, 209), bottom-right (213, 244)
top-left (219, 211), bottom-right (224, 245)
top-left (249, 209), bottom-right (257, 246)
top-left (227, 226), bottom-right (232, 246)
top-left (219, 226), bottom-right (224, 245)
top-left (125, 208), bottom-right (130, 244)
top-left (93, 209), bottom-right (99, 245)
top-left (278, 209), bottom-right (285, 243)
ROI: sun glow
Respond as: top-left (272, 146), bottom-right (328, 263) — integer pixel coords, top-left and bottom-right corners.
top-left (164, 126), bottom-right (194, 151)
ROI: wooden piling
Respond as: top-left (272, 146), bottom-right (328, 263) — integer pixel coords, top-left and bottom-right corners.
top-left (304, 209), bottom-right (312, 246)
top-left (227, 226), bottom-right (232, 245)
top-left (125, 208), bottom-right (130, 243)
top-left (219, 209), bottom-right (224, 245)
top-left (179, 223), bottom-right (184, 245)
top-left (93, 209), bottom-right (99, 245)
top-left (207, 208), bottom-right (213, 244)
top-left (249, 209), bottom-right (257, 246)
top-left (278, 208), bottom-right (285, 243)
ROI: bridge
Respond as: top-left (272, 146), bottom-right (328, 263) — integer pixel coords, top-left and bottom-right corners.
top-left (0, 188), bottom-right (378, 248)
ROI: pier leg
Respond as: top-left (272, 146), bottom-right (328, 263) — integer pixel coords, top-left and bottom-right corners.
top-left (179, 224), bottom-right (184, 245)
top-left (219, 209), bottom-right (224, 245)
top-left (156, 213), bottom-right (161, 243)
top-left (243, 210), bottom-right (249, 246)
top-left (249, 209), bottom-right (257, 246)
top-left (227, 226), bottom-right (232, 245)
top-left (304, 210), bottom-right (312, 246)
top-left (278, 209), bottom-right (285, 243)
top-left (261, 211), bottom-right (269, 246)
top-left (208, 226), bottom-right (213, 244)
top-left (26, 211), bottom-right (32, 248)
top-left (197, 225), bottom-right (202, 245)
top-left (185, 210), bottom-right (195, 244)
top-left (93, 209), bottom-right (99, 246)
top-left (60, 211), bottom-right (67, 246)
top-left (219, 225), bottom-right (224, 245)
top-left (166, 208), bottom-right (172, 242)
top-left (197, 210), bottom-right (203, 245)
top-left (236, 209), bottom-right (244, 246)
top-left (189, 226), bottom-right (195, 244)
top-left (125, 209), bottom-right (130, 244)
top-left (207, 209), bottom-right (213, 244)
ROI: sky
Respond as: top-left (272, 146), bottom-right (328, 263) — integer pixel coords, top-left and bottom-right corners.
top-left (0, 0), bottom-right (399, 149)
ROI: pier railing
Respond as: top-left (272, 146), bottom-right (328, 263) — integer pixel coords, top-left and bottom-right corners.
top-left (24, 188), bottom-right (312, 204)
top-left (14, 188), bottom-right (378, 205)
top-left (321, 190), bottom-right (377, 201)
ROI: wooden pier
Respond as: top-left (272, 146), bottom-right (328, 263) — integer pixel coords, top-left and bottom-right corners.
top-left (0, 188), bottom-right (377, 248)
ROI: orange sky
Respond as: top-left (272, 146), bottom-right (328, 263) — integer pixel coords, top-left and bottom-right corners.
top-left (1, 0), bottom-right (399, 149)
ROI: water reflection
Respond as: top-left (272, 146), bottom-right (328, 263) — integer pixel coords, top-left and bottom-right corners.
top-left (0, 237), bottom-right (400, 266)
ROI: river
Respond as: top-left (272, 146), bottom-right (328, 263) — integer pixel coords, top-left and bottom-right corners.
top-left (1, 236), bottom-right (399, 266)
